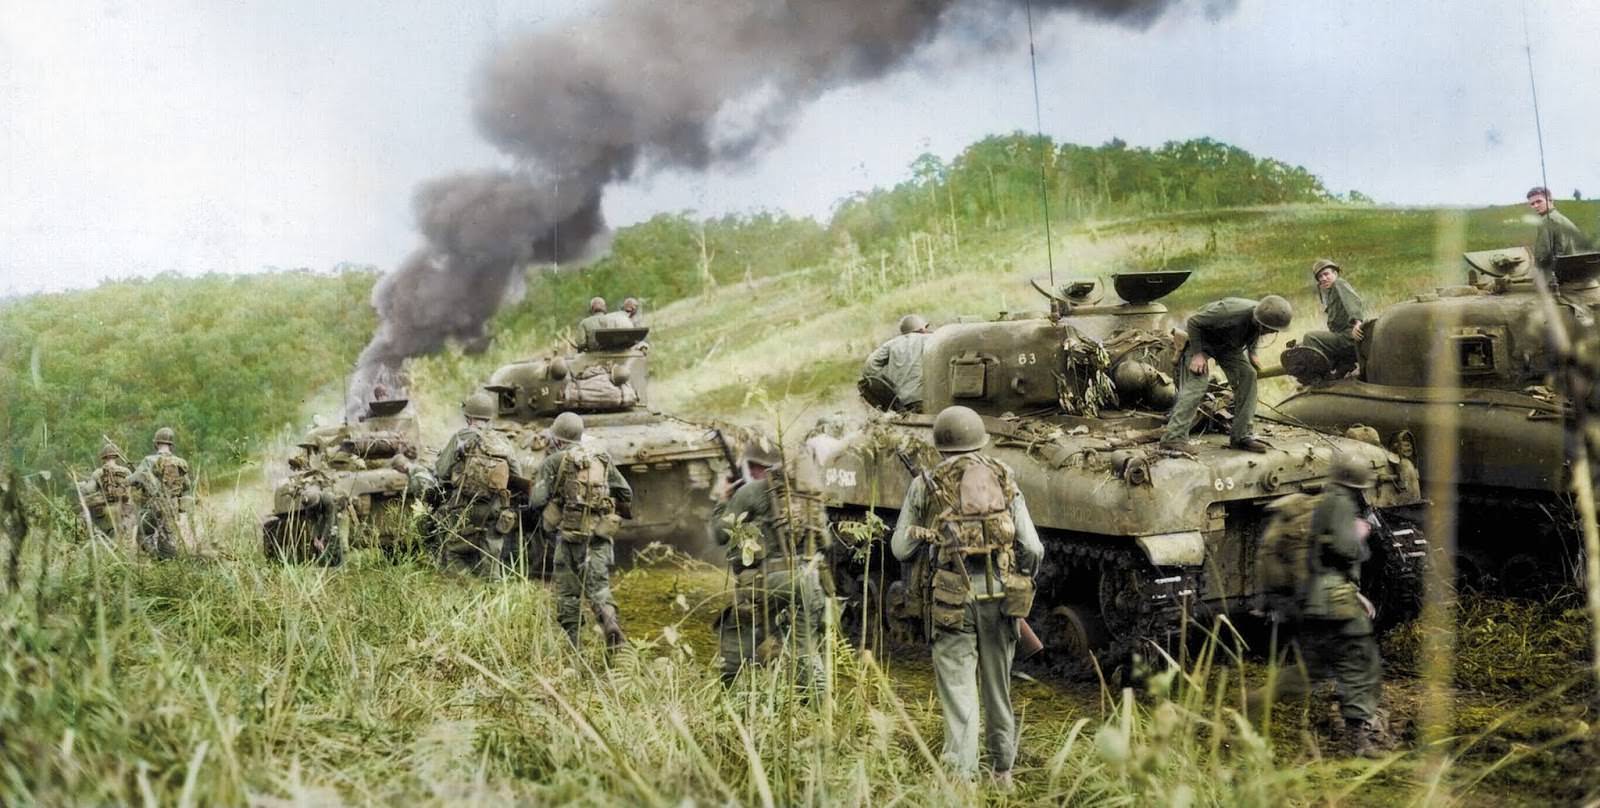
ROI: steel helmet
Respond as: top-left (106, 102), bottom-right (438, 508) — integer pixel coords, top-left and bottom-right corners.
top-left (462, 391), bottom-right (497, 420)
top-left (742, 433), bottom-right (784, 468)
top-left (1311, 258), bottom-right (1342, 280)
top-left (622, 297), bottom-right (640, 314)
top-left (549, 411), bottom-right (585, 443)
top-left (99, 441), bottom-right (123, 461)
top-left (153, 427), bottom-right (176, 446)
top-left (899, 314), bottom-right (929, 334)
top-left (1330, 451), bottom-right (1376, 489)
top-left (1253, 295), bottom-right (1293, 332)
top-left (588, 296), bottom-right (607, 314)
top-left (932, 405), bottom-right (987, 453)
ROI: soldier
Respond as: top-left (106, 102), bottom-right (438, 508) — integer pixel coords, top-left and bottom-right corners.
top-left (265, 440), bottom-right (346, 565)
top-left (131, 427), bottom-right (197, 557)
top-left (530, 411), bottom-right (633, 648)
top-left (710, 433), bottom-right (831, 689)
top-left (432, 392), bottom-right (526, 577)
top-left (1254, 452), bottom-right (1387, 758)
top-left (577, 296), bottom-right (611, 350)
top-left (860, 314), bottom-right (933, 412)
top-left (889, 405), bottom-right (1043, 787)
top-left (78, 441), bottom-right (137, 548)
top-left (1159, 296), bottom-right (1293, 453)
top-left (1284, 259), bottom-right (1367, 382)
top-left (621, 297), bottom-right (643, 326)
top-left (1527, 186), bottom-right (1590, 280)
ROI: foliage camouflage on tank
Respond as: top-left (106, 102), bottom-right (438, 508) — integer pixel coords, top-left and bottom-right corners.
top-left (1277, 247), bottom-right (1600, 588)
top-left (802, 271), bottom-right (1430, 667)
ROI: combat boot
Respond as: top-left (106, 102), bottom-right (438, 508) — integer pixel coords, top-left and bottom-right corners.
top-left (599, 605), bottom-right (626, 650)
top-left (1346, 718), bottom-right (1384, 759)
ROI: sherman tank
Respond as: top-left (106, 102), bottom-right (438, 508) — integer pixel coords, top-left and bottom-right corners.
top-left (477, 325), bottom-right (727, 566)
top-left (1276, 248), bottom-right (1600, 588)
top-left (261, 396), bottom-right (423, 563)
top-left (803, 272), bottom-right (1430, 663)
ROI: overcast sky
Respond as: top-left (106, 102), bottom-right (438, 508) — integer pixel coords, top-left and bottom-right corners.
top-left (3, 1), bottom-right (1596, 295)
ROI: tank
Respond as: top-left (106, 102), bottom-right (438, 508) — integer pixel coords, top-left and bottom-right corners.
top-left (802, 272), bottom-right (1430, 663)
top-left (477, 325), bottom-right (727, 562)
top-left (1276, 248), bottom-right (1600, 588)
top-left (260, 396), bottom-right (424, 563)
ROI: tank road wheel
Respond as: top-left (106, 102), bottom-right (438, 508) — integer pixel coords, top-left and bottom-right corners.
top-left (1037, 604), bottom-right (1107, 665)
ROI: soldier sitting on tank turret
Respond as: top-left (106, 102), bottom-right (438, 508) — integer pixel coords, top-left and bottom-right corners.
top-left (1282, 259), bottom-right (1367, 384)
top-left (78, 441), bottom-right (138, 549)
top-left (1527, 186), bottom-right (1591, 282)
top-left (577, 296), bottom-right (615, 351)
top-left (860, 314), bottom-right (933, 413)
top-left (432, 392), bottom-right (528, 577)
top-left (131, 427), bottom-right (198, 558)
top-left (711, 432), bottom-right (831, 690)
top-left (1160, 296), bottom-right (1293, 454)
top-left (620, 297), bottom-right (643, 327)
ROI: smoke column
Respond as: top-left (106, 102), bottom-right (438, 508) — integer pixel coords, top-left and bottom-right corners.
top-left (349, 0), bottom-right (1229, 414)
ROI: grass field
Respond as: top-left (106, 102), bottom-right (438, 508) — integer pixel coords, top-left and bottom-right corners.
top-left (4, 201), bottom-right (1599, 805)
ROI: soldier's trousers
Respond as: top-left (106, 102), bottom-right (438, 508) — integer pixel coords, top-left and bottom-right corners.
top-left (1299, 331), bottom-right (1360, 373)
top-left (1261, 619), bottom-right (1381, 722)
top-left (1163, 346), bottom-right (1257, 444)
top-left (717, 559), bottom-right (828, 690)
top-left (137, 506), bottom-right (184, 559)
top-left (932, 599), bottom-right (1019, 778)
top-left (435, 501), bottom-right (508, 578)
top-left (94, 501), bottom-right (138, 551)
top-left (554, 535), bottom-right (617, 643)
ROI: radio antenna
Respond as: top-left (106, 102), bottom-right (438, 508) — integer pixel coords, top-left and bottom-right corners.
top-left (1024, 0), bottom-right (1057, 288)
top-left (1522, 0), bottom-right (1549, 192)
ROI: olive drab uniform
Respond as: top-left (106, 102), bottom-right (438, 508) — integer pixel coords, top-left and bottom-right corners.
top-left (531, 442), bottom-right (632, 645)
top-left (890, 453), bottom-right (1044, 779)
top-left (1533, 207), bottom-right (1590, 278)
top-left (81, 458), bottom-right (138, 548)
top-left (711, 468), bottom-right (832, 688)
top-left (860, 331), bottom-right (930, 412)
top-left (1298, 276), bottom-right (1366, 375)
top-left (433, 426), bottom-right (524, 577)
top-left (577, 312), bottom-right (613, 351)
top-left (132, 452), bottom-right (197, 557)
top-left (1162, 297), bottom-right (1265, 446)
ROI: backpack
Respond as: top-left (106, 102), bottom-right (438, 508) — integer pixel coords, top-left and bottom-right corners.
top-left (101, 464), bottom-right (131, 501)
top-left (456, 429), bottom-right (514, 498)
top-left (551, 445), bottom-right (619, 539)
top-left (763, 467), bottom-right (830, 560)
top-left (153, 455), bottom-right (187, 497)
top-left (1255, 493), bottom-right (1319, 619)
top-left (925, 454), bottom-right (1033, 626)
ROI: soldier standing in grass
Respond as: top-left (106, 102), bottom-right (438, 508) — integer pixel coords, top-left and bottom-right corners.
top-left (131, 427), bottom-right (197, 558)
top-left (890, 405), bottom-right (1043, 788)
top-left (433, 392), bottom-right (525, 577)
top-left (1283, 259), bottom-right (1366, 383)
top-left (79, 441), bottom-right (137, 549)
top-left (860, 314), bottom-right (933, 412)
top-left (529, 411), bottom-right (633, 649)
top-left (710, 433), bottom-right (831, 690)
top-left (1527, 186), bottom-right (1590, 281)
top-left (1159, 296), bottom-right (1292, 453)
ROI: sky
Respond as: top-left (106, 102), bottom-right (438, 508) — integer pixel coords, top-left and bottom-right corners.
top-left (2, 0), bottom-right (1597, 296)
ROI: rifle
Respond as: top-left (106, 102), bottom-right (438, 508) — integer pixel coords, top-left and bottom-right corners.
top-left (709, 428), bottom-right (745, 493)
top-left (894, 450), bottom-right (1045, 659)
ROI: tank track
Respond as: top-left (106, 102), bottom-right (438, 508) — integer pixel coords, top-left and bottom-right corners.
top-left (1366, 512), bottom-right (1429, 627)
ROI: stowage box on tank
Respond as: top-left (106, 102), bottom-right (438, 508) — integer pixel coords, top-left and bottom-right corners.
top-left (802, 272), bottom-right (1430, 663)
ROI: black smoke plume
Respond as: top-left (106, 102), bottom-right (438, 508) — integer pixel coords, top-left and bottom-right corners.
top-left (349, 0), bottom-right (1227, 415)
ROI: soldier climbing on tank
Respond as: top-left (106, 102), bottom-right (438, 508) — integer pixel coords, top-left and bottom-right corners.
top-left (529, 411), bottom-right (634, 649)
top-left (432, 392), bottom-right (527, 577)
top-left (78, 441), bottom-right (137, 549)
top-left (1249, 451), bottom-right (1388, 758)
top-left (1527, 186), bottom-right (1591, 282)
top-left (265, 440), bottom-right (347, 566)
top-left (577, 296), bottom-right (612, 351)
top-left (889, 405), bottom-right (1043, 788)
top-left (131, 427), bottom-right (198, 558)
top-left (1159, 295), bottom-right (1293, 453)
top-left (860, 314), bottom-right (933, 413)
top-left (1282, 259), bottom-right (1367, 384)
top-left (711, 432), bottom-right (832, 690)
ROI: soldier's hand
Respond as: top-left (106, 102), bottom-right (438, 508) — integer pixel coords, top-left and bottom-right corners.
top-left (1357, 592), bottom-right (1376, 620)
top-left (1354, 516), bottom-right (1372, 541)
top-left (1249, 352), bottom-right (1263, 371)
top-left (1187, 352), bottom-right (1209, 375)
top-left (712, 477), bottom-right (734, 503)
top-left (1352, 321), bottom-right (1365, 342)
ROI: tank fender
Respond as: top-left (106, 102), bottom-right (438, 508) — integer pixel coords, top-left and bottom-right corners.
top-left (1135, 531), bottom-right (1205, 567)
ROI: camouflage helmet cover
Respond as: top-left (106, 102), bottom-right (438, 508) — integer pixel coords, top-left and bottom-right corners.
top-left (898, 314), bottom-right (929, 334)
top-left (1330, 451), bottom-right (1377, 489)
top-left (1311, 258), bottom-right (1342, 279)
top-left (742, 432), bottom-right (784, 468)
top-left (153, 427), bottom-right (176, 446)
top-left (549, 411), bottom-right (585, 442)
top-left (1252, 295), bottom-right (1293, 331)
top-left (932, 405), bottom-right (988, 452)
top-left (462, 391), bottom-right (497, 420)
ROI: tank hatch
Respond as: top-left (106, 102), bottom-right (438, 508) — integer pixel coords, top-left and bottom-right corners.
top-left (1462, 247), bottom-right (1531, 278)
top-left (365, 399), bottom-right (410, 419)
top-left (1112, 270), bottom-right (1191, 304)
top-left (1554, 251), bottom-right (1600, 287)
top-left (590, 327), bottom-right (649, 351)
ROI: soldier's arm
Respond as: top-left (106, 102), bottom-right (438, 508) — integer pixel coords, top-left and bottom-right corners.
top-left (1321, 493), bottom-right (1364, 567)
top-left (1335, 280), bottom-right (1366, 325)
top-left (1534, 222), bottom-right (1557, 268)
top-left (864, 340), bottom-right (891, 373)
top-left (528, 453), bottom-right (560, 508)
top-left (1009, 492), bottom-right (1044, 573)
top-left (433, 433), bottom-right (462, 480)
top-left (888, 478), bottom-right (930, 561)
top-left (180, 459), bottom-right (197, 499)
top-left (710, 484), bottom-right (756, 547)
top-left (604, 454), bottom-right (634, 502)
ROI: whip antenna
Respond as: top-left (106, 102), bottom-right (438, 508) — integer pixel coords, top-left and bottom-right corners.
top-left (1024, 0), bottom-right (1057, 288)
top-left (1522, 0), bottom-right (1549, 192)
